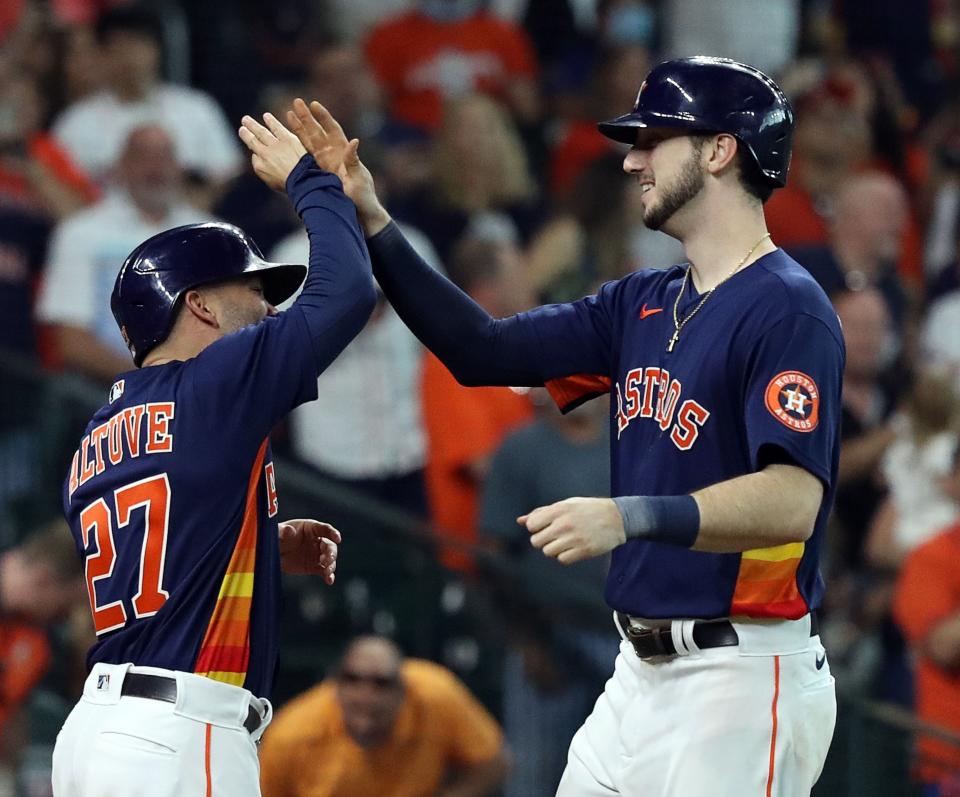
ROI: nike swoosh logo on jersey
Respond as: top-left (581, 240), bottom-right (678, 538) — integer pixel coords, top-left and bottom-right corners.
top-left (640, 304), bottom-right (663, 319)
top-left (815, 653), bottom-right (826, 670)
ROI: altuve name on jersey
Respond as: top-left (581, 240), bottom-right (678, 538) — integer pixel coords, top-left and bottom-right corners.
top-left (615, 367), bottom-right (710, 449)
top-left (68, 402), bottom-right (175, 498)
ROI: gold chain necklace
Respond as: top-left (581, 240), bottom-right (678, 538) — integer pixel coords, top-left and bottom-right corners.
top-left (667, 233), bottom-right (771, 352)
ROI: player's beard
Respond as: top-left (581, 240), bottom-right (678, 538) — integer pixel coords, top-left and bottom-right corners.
top-left (220, 303), bottom-right (266, 333)
top-left (642, 146), bottom-right (705, 231)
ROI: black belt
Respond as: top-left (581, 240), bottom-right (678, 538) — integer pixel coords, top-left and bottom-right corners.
top-left (121, 673), bottom-right (263, 734)
top-left (617, 612), bottom-right (819, 660)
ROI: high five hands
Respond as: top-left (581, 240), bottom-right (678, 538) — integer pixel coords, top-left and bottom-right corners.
top-left (286, 98), bottom-right (392, 236)
top-left (238, 102), bottom-right (623, 567)
top-left (237, 112), bottom-right (306, 192)
top-left (237, 99), bottom-right (392, 236)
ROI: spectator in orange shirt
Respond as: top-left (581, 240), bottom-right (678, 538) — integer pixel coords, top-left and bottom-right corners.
top-left (259, 635), bottom-right (509, 797)
top-left (421, 234), bottom-right (534, 571)
top-left (364, 0), bottom-right (539, 134)
top-left (0, 520), bottom-right (86, 776)
top-left (894, 444), bottom-right (960, 794)
top-left (0, 69), bottom-right (99, 218)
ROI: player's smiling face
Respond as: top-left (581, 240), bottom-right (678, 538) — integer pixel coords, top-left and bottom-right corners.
top-left (623, 129), bottom-right (706, 232)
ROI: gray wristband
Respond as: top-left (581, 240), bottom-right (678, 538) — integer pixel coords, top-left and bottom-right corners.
top-left (612, 495), bottom-right (701, 548)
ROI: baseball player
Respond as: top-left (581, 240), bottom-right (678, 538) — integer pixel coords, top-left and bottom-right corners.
top-left (287, 56), bottom-right (842, 797)
top-left (51, 114), bottom-right (376, 796)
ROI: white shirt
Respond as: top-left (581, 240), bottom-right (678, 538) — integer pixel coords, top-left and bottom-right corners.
top-left (882, 428), bottom-right (959, 553)
top-left (52, 85), bottom-right (241, 182)
top-left (661, 0), bottom-right (800, 78)
top-left (271, 225), bottom-right (441, 479)
top-left (36, 191), bottom-right (214, 354)
top-left (923, 292), bottom-right (960, 389)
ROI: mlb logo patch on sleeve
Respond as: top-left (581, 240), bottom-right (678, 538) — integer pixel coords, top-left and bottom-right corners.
top-left (764, 371), bottom-right (820, 432)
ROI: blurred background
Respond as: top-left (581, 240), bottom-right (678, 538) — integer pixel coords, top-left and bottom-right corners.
top-left (2, 0), bottom-right (960, 795)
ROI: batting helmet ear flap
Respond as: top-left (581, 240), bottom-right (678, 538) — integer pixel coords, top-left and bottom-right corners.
top-left (598, 56), bottom-right (795, 187)
top-left (111, 223), bottom-right (307, 367)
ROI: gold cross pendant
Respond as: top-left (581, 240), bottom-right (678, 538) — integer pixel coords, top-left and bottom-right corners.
top-left (667, 330), bottom-right (679, 352)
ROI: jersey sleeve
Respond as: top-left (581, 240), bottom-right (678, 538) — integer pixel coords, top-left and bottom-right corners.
top-left (509, 282), bottom-right (619, 383)
top-left (186, 159), bottom-right (376, 446)
top-left (186, 311), bottom-right (320, 443)
top-left (742, 313), bottom-right (844, 484)
top-left (369, 221), bottom-right (618, 386)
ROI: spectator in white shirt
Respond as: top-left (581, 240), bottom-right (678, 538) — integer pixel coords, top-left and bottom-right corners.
top-left (36, 124), bottom-right (215, 383)
top-left (51, 5), bottom-right (240, 195)
top-left (924, 291), bottom-right (960, 389)
top-left (867, 368), bottom-right (960, 568)
top-left (270, 225), bottom-right (441, 516)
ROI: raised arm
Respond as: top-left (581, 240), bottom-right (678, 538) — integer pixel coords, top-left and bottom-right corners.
top-left (239, 113), bottom-right (377, 376)
top-left (185, 113), bottom-right (377, 445)
top-left (287, 99), bottom-right (612, 387)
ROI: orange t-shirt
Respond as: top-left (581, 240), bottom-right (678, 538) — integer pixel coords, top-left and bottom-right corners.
top-left (421, 352), bottom-right (533, 571)
top-left (549, 120), bottom-right (618, 199)
top-left (0, 133), bottom-right (100, 210)
top-left (365, 10), bottom-right (538, 133)
top-left (259, 659), bottom-right (503, 797)
top-left (764, 184), bottom-right (828, 250)
top-left (893, 524), bottom-right (960, 783)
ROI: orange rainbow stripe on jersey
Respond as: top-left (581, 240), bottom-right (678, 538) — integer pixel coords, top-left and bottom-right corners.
top-left (730, 541), bottom-right (808, 619)
top-left (194, 439), bottom-right (268, 686)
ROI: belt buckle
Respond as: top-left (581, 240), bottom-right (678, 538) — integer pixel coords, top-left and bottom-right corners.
top-left (625, 624), bottom-right (672, 659)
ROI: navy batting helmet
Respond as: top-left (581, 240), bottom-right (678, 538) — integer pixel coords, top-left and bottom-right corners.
top-left (111, 222), bottom-right (307, 367)
top-left (597, 56), bottom-right (794, 187)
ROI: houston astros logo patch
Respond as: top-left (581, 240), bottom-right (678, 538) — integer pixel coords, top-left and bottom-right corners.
top-left (764, 371), bottom-right (819, 432)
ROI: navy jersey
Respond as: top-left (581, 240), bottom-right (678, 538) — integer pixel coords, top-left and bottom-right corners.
top-left (63, 160), bottom-right (375, 698)
top-left (367, 226), bottom-right (844, 622)
top-left (529, 251), bottom-right (844, 619)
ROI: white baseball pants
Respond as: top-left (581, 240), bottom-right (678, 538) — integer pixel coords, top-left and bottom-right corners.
top-left (556, 614), bottom-right (836, 797)
top-left (52, 663), bottom-right (272, 797)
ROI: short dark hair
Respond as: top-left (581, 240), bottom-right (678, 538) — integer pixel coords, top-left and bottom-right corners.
top-left (735, 148), bottom-right (775, 204)
top-left (96, 5), bottom-right (163, 46)
top-left (690, 132), bottom-right (775, 204)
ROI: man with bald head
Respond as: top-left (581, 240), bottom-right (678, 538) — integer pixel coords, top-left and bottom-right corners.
top-left (788, 170), bottom-right (912, 327)
top-left (37, 123), bottom-right (214, 382)
top-left (259, 635), bottom-right (509, 797)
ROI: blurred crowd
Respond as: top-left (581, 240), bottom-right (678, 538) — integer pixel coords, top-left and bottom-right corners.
top-left (3, 0), bottom-right (960, 794)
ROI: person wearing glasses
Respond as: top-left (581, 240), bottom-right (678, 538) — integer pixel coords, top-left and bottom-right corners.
top-left (258, 635), bottom-right (509, 797)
